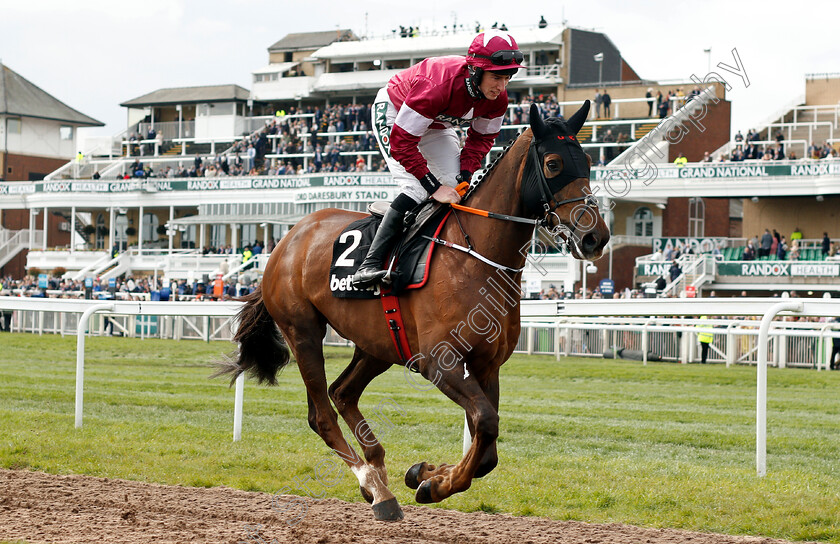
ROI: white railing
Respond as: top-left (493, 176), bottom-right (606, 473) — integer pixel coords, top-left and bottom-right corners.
top-left (790, 104), bottom-right (840, 127)
top-left (764, 121), bottom-right (834, 146)
top-left (2, 296), bottom-right (839, 465)
top-left (4, 297), bottom-right (838, 370)
top-left (136, 121), bottom-right (196, 142)
top-left (0, 230), bottom-right (44, 269)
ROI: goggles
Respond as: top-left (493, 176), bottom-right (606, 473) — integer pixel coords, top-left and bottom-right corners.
top-left (469, 49), bottom-right (524, 66)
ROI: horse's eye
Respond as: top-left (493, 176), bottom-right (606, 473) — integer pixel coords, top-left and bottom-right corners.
top-left (546, 160), bottom-right (560, 171)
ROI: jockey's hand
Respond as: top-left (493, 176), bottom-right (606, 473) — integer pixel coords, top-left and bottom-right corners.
top-left (431, 185), bottom-right (462, 204)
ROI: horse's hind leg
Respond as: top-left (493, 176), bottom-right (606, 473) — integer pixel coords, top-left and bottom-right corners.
top-left (285, 325), bottom-right (403, 521)
top-left (329, 348), bottom-right (396, 503)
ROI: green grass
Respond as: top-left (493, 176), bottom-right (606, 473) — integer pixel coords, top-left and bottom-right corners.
top-left (1, 333), bottom-right (839, 542)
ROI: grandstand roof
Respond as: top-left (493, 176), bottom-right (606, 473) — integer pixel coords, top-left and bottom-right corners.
top-left (312, 26), bottom-right (564, 61)
top-left (268, 29), bottom-right (357, 52)
top-left (0, 63), bottom-right (103, 127)
top-left (120, 85), bottom-right (251, 107)
top-left (253, 62), bottom-right (300, 75)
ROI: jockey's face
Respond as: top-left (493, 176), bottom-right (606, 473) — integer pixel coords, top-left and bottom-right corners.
top-left (479, 71), bottom-right (511, 100)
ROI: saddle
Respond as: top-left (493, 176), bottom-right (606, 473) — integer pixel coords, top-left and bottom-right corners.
top-left (329, 201), bottom-right (450, 299)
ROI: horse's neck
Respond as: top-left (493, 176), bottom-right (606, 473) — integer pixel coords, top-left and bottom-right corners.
top-left (467, 135), bottom-right (530, 218)
top-left (450, 134), bottom-right (535, 272)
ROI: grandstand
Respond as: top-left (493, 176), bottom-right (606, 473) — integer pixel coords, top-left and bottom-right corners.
top-left (1, 21), bottom-right (839, 300)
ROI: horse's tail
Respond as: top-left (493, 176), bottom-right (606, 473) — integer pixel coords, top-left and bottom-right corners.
top-left (214, 285), bottom-right (291, 386)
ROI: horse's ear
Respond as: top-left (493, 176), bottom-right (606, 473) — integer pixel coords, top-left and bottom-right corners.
top-left (529, 103), bottom-right (547, 140)
top-left (566, 100), bottom-right (590, 135)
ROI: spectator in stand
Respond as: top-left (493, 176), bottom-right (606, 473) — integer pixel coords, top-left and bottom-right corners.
top-left (602, 129), bottom-right (615, 163)
top-left (702, 151), bottom-right (713, 162)
top-left (602, 89), bottom-right (612, 118)
top-left (809, 141), bottom-right (820, 159)
top-left (830, 242), bottom-right (837, 258)
top-left (658, 93), bottom-right (669, 119)
top-left (669, 261), bottom-right (682, 282)
top-left (822, 232), bottom-right (831, 257)
top-left (655, 275), bottom-right (667, 291)
top-left (777, 236), bottom-right (788, 260)
top-left (791, 227), bottom-right (803, 242)
top-left (743, 241), bottom-right (756, 261)
top-left (774, 143), bottom-right (785, 160)
top-left (594, 89), bottom-right (602, 119)
top-left (673, 152), bottom-right (687, 167)
top-left (759, 229), bottom-right (773, 258)
top-left (771, 229), bottom-right (779, 256)
top-left (734, 130), bottom-right (743, 143)
top-left (645, 88), bottom-right (654, 117)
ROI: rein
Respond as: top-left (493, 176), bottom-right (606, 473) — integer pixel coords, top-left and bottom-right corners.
top-left (425, 128), bottom-right (599, 273)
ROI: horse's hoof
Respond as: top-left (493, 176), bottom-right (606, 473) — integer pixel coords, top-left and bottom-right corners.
top-left (404, 462), bottom-right (428, 490)
top-left (360, 486), bottom-right (374, 504)
top-left (372, 497), bottom-right (404, 521)
top-left (415, 480), bottom-right (435, 504)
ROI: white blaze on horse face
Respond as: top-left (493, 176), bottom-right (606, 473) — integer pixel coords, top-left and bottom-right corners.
top-left (464, 362), bottom-right (470, 380)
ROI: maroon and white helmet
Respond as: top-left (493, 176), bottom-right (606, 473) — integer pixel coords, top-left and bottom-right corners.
top-left (466, 30), bottom-right (526, 71)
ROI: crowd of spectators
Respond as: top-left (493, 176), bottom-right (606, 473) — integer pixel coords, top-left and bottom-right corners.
top-left (705, 128), bottom-right (839, 162)
top-left (0, 272), bottom-right (259, 303)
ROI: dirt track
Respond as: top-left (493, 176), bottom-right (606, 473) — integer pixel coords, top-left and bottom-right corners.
top-left (0, 469), bottom-right (813, 544)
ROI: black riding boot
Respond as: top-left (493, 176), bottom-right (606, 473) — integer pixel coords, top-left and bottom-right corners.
top-left (352, 207), bottom-right (405, 288)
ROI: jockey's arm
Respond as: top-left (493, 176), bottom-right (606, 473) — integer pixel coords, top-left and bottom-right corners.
top-left (459, 112), bottom-right (505, 174)
top-left (389, 79), bottom-right (448, 194)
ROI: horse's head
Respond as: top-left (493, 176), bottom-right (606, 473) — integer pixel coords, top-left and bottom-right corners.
top-left (520, 102), bottom-right (610, 260)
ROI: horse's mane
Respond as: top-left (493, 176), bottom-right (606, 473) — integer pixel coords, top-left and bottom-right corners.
top-left (462, 132), bottom-right (523, 203)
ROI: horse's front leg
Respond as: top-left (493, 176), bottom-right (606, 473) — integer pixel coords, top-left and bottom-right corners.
top-left (405, 359), bottom-right (499, 503)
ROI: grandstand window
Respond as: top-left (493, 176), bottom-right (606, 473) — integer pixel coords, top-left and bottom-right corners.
top-left (197, 103), bottom-right (235, 117)
top-left (94, 214), bottom-right (105, 250)
top-left (181, 225), bottom-right (196, 249)
top-left (114, 215), bottom-right (128, 250)
top-left (59, 126), bottom-right (73, 140)
top-left (210, 225), bottom-right (226, 249)
top-left (142, 213), bottom-right (159, 242)
top-left (7, 118), bottom-right (21, 134)
top-left (688, 197), bottom-right (705, 237)
top-left (241, 224), bottom-right (257, 246)
top-left (633, 207), bottom-right (654, 237)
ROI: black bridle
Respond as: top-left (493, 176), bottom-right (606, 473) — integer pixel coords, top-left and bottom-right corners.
top-left (520, 133), bottom-right (600, 248)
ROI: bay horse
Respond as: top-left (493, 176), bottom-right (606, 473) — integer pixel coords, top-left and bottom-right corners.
top-left (219, 102), bottom-right (609, 521)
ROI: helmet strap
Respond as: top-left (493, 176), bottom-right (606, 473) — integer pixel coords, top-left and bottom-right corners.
top-left (466, 66), bottom-right (485, 99)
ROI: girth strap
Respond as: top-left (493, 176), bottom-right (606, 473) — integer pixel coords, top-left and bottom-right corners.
top-left (380, 288), bottom-right (416, 369)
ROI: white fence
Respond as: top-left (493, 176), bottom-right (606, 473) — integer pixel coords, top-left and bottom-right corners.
top-left (2, 296), bottom-right (840, 476)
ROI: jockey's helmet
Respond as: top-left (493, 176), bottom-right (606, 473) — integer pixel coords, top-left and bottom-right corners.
top-left (466, 30), bottom-right (525, 77)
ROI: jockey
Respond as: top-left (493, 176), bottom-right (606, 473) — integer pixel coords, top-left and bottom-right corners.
top-left (352, 30), bottom-right (525, 288)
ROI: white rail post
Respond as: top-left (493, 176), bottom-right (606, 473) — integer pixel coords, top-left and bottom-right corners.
top-left (233, 372), bottom-right (245, 441)
top-left (777, 331), bottom-right (786, 369)
top-left (756, 301), bottom-right (802, 477)
top-left (725, 323), bottom-right (737, 367)
top-left (75, 303), bottom-right (115, 429)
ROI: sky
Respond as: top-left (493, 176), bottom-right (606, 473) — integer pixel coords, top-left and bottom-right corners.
top-left (1, 0), bottom-right (836, 145)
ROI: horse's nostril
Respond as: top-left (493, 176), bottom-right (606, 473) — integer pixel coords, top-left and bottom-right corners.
top-left (582, 233), bottom-right (598, 251)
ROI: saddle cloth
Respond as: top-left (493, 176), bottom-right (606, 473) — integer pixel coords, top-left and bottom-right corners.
top-left (329, 202), bottom-right (450, 299)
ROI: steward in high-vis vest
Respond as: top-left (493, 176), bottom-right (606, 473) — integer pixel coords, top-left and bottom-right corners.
top-left (698, 315), bottom-right (713, 364)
